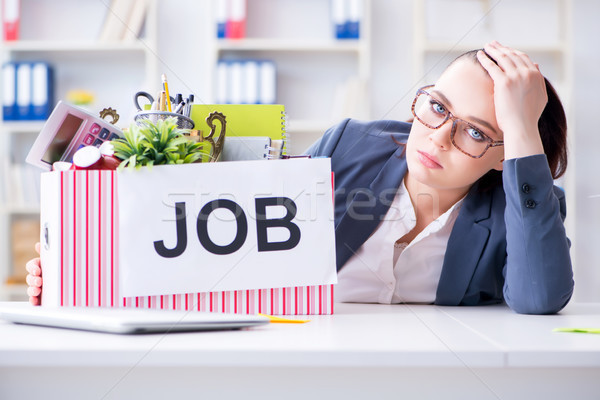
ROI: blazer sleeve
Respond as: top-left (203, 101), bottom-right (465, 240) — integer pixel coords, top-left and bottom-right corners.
top-left (502, 154), bottom-right (574, 314)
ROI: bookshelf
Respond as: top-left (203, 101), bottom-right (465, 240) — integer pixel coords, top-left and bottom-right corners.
top-left (0, 0), bottom-right (159, 300)
top-left (205, 0), bottom-right (372, 155)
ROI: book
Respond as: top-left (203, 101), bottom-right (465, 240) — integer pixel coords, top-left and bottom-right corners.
top-left (190, 104), bottom-right (287, 157)
top-left (98, 0), bottom-right (136, 42)
top-left (220, 136), bottom-right (272, 161)
top-left (122, 0), bottom-right (149, 42)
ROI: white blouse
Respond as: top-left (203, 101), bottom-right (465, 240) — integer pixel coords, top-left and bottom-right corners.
top-left (336, 179), bottom-right (464, 304)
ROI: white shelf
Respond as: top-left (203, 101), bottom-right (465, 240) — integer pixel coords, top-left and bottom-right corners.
top-left (0, 121), bottom-right (45, 133)
top-left (1, 40), bottom-right (151, 53)
top-left (0, 205), bottom-right (40, 215)
top-left (216, 38), bottom-right (366, 53)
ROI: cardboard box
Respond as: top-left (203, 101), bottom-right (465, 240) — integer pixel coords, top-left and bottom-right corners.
top-left (40, 161), bottom-right (336, 315)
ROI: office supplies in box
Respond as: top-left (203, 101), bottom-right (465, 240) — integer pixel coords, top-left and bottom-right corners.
top-left (39, 159), bottom-right (337, 315)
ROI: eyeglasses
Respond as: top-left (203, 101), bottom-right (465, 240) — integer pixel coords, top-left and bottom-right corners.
top-left (411, 85), bottom-right (504, 158)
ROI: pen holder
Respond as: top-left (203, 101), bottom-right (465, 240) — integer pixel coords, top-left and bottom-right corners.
top-left (134, 111), bottom-right (195, 130)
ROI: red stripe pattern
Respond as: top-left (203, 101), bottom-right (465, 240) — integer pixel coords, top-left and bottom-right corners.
top-left (50, 170), bottom-right (334, 315)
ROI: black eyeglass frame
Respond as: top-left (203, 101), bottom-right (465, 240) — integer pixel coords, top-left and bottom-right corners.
top-left (411, 85), bottom-right (504, 159)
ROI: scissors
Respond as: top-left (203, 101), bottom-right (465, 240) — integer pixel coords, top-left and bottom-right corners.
top-left (134, 91), bottom-right (175, 112)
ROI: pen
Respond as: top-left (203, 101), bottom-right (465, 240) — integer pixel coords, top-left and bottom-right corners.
top-left (174, 93), bottom-right (183, 106)
top-left (161, 74), bottom-right (172, 112)
top-left (279, 155), bottom-right (311, 159)
top-left (184, 94), bottom-right (194, 117)
top-left (173, 99), bottom-right (186, 114)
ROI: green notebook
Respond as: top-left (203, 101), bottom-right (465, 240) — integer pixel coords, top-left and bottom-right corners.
top-left (190, 104), bottom-right (287, 155)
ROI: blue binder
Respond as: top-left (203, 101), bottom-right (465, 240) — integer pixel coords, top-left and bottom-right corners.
top-left (2, 62), bottom-right (18, 121)
top-left (10, 62), bottom-right (53, 121)
top-left (30, 62), bottom-right (53, 120)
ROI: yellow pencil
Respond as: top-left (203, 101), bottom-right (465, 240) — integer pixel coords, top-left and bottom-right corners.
top-left (161, 73), bottom-right (172, 112)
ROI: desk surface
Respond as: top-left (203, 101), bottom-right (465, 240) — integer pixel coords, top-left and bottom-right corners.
top-left (1, 302), bottom-right (599, 369)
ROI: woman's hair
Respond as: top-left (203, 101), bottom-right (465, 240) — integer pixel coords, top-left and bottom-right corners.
top-left (452, 50), bottom-right (568, 190)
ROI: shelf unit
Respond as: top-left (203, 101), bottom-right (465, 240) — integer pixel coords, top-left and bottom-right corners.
top-left (0, 0), bottom-right (159, 301)
top-left (204, 0), bottom-right (372, 155)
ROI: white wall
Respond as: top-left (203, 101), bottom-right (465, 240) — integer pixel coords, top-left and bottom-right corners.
top-left (571, 0), bottom-right (600, 301)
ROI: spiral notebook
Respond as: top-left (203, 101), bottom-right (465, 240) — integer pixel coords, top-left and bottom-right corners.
top-left (190, 104), bottom-right (287, 158)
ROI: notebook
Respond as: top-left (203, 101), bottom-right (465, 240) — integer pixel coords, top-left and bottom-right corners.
top-left (190, 104), bottom-right (287, 156)
top-left (0, 302), bottom-right (269, 334)
top-left (221, 136), bottom-right (272, 161)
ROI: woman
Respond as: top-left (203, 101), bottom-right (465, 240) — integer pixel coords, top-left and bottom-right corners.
top-left (26, 41), bottom-right (573, 314)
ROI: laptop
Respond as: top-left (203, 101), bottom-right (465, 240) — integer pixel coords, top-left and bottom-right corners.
top-left (0, 302), bottom-right (269, 334)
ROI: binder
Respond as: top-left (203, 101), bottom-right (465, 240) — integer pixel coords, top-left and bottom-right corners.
top-left (331, 0), bottom-right (362, 40)
top-left (215, 0), bottom-right (227, 38)
top-left (216, 60), bottom-right (276, 104)
top-left (216, 61), bottom-right (229, 104)
top-left (229, 61), bottom-right (243, 104)
top-left (2, 62), bottom-right (17, 121)
top-left (2, 0), bottom-right (20, 41)
top-left (258, 61), bottom-right (276, 104)
top-left (346, 0), bottom-right (361, 39)
top-left (242, 61), bottom-right (259, 104)
top-left (16, 62), bottom-right (31, 120)
top-left (190, 104), bottom-right (287, 155)
top-left (331, 0), bottom-right (347, 39)
top-left (31, 62), bottom-right (53, 120)
top-left (226, 0), bottom-right (247, 39)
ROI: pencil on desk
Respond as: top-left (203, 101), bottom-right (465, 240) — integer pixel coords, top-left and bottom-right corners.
top-left (161, 73), bottom-right (172, 112)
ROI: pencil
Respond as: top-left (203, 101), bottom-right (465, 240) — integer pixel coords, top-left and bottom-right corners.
top-left (161, 73), bottom-right (172, 112)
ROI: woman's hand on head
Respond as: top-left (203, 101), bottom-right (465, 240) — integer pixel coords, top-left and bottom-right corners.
top-left (25, 242), bottom-right (42, 306)
top-left (477, 41), bottom-right (546, 159)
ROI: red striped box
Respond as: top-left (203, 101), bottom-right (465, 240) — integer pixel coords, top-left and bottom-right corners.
top-left (39, 170), bottom-right (334, 315)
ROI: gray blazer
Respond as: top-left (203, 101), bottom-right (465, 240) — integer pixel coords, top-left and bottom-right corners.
top-left (306, 118), bottom-right (573, 314)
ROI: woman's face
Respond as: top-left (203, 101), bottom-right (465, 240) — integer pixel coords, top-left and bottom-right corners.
top-left (406, 59), bottom-right (505, 195)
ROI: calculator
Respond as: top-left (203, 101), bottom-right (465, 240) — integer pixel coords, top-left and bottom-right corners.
top-left (26, 101), bottom-right (123, 170)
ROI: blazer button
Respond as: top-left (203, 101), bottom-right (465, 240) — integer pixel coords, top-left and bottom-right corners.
top-left (522, 183), bottom-right (530, 194)
top-left (525, 199), bottom-right (536, 209)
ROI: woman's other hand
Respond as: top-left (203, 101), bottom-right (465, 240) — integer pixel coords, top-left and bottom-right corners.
top-left (25, 242), bottom-right (42, 306)
top-left (477, 41), bottom-right (546, 160)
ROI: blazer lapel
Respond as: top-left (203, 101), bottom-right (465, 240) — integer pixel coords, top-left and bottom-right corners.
top-left (435, 185), bottom-right (493, 305)
top-left (335, 146), bottom-right (407, 270)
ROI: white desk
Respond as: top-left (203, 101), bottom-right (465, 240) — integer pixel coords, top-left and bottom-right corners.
top-left (1, 302), bottom-right (599, 399)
